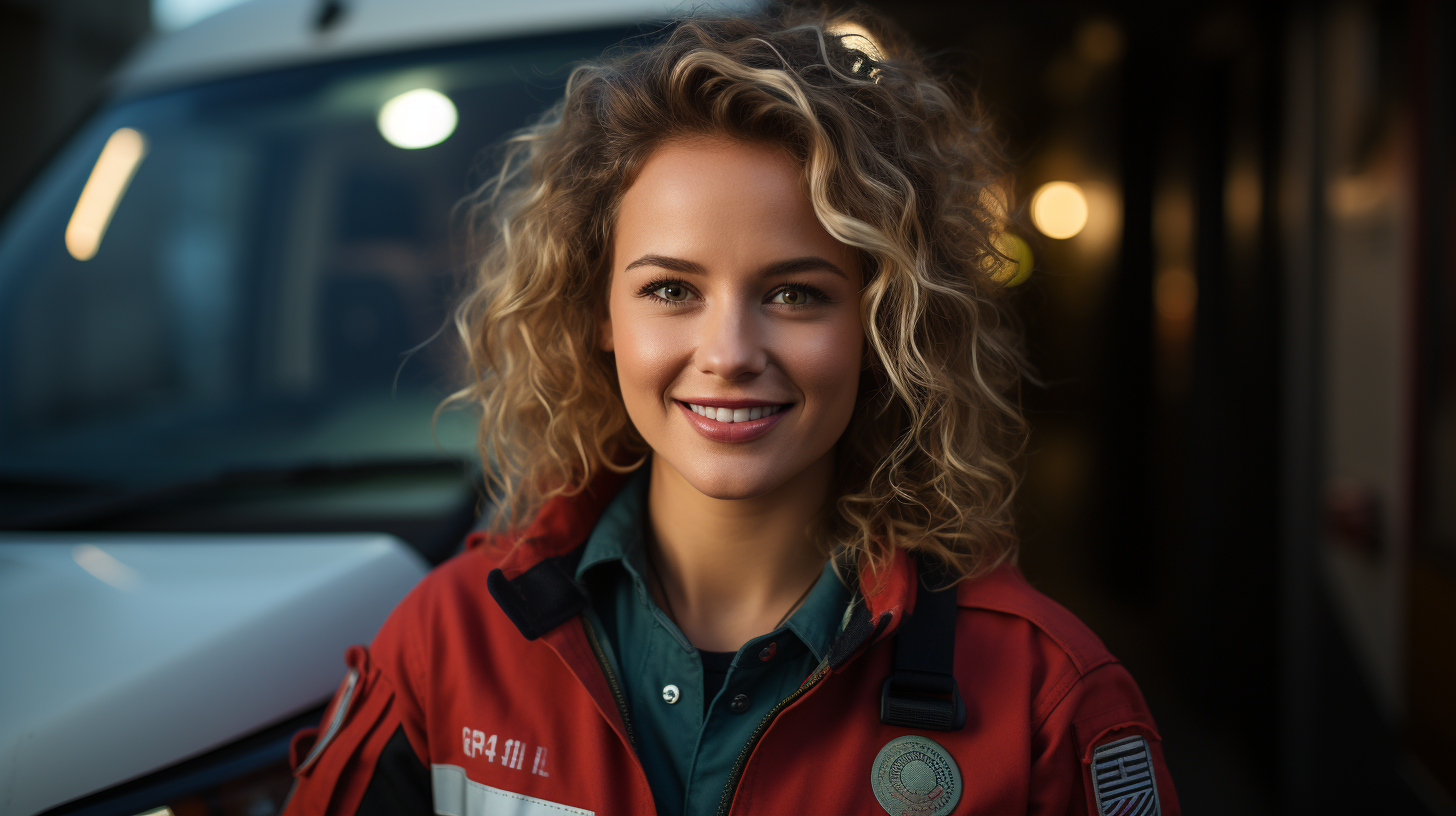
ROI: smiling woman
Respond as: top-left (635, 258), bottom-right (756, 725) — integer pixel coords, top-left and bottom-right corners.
top-left (284, 7), bottom-right (1180, 816)
top-left (456, 18), bottom-right (1027, 581)
top-left (600, 136), bottom-right (864, 655)
top-left (603, 136), bottom-right (863, 498)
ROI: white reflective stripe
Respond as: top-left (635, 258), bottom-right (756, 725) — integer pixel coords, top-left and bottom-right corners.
top-left (296, 668), bottom-right (359, 773)
top-left (432, 764), bottom-right (593, 816)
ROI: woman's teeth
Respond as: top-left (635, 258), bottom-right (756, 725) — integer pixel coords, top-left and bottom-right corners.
top-left (687, 403), bottom-right (785, 423)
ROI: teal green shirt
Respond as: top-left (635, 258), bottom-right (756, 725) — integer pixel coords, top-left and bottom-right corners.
top-left (575, 467), bottom-right (851, 816)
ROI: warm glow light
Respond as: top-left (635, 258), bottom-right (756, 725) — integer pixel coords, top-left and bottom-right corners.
top-left (1156, 267), bottom-right (1198, 325)
top-left (377, 88), bottom-right (457, 149)
top-left (1076, 19), bottom-right (1125, 66)
top-left (1030, 181), bottom-right (1089, 240)
top-left (990, 233), bottom-right (1034, 286)
top-left (1076, 181), bottom-right (1122, 258)
top-left (65, 128), bottom-right (147, 261)
top-left (829, 22), bottom-right (885, 61)
top-left (828, 22), bottom-right (885, 80)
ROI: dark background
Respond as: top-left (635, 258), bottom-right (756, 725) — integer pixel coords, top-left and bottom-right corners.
top-left (2, 0), bottom-right (1453, 813)
top-left (861, 1), bottom-right (1455, 812)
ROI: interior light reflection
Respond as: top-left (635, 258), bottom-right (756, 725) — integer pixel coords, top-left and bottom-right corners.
top-left (377, 88), bottom-right (458, 149)
top-left (65, 127), bottom-right (147, 261)
top-left (72, 543), bottom-right (140, 591)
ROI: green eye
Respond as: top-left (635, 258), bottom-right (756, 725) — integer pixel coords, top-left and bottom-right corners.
top-left (771, 288), bottom-right (812, 305)
top-left (654, 284), bottom-right (689, 302)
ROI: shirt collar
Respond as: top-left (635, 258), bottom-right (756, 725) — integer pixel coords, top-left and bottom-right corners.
top-left (575, 465), bottom-right (652, 582)
top-left (573, 464), bottom-right (851, 662)
top-left (783, 560), bottom-right (851, 663)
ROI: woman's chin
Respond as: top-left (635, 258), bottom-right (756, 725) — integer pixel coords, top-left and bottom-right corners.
top-left (664, 456), bottom-right (794, 502)
top-left (681, 471), bottom-right (780, 501)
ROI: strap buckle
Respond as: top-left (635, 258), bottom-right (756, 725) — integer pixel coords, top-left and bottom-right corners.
top-left (879, 671), bottom-right (966, 731)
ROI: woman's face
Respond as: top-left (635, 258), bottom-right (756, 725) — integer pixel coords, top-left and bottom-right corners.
top-left (602, 136), bottom-right (864, 500)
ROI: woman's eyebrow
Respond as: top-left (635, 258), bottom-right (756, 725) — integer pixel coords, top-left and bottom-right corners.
top-left (624, 254), bottom-right (846, 279)
top-left (761, 256), bottom-right (847, 279)
top-left (624, 254), bottom-right (706, 274)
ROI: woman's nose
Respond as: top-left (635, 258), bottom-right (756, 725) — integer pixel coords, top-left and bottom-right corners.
top-left (695, 300), bottom-right (767, 381)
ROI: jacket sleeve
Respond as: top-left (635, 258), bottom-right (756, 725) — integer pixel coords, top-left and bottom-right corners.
top-left (1029, 661), bottom-right (1181, 816)
top-left (281, 604), bottom-right (433, 816)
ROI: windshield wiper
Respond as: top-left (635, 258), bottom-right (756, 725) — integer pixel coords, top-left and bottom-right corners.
top-left (2, 456), bottom-right (477, 530)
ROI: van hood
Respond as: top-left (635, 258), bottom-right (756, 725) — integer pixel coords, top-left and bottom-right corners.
top-left (0, 532), bottom-right (429, 816)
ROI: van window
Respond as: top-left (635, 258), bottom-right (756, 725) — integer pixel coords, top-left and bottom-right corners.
top-left (0, 32), bottom-right (621, 521)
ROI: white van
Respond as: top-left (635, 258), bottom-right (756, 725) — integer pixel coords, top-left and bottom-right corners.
top-left (0, 2), bottom-right (742, 814)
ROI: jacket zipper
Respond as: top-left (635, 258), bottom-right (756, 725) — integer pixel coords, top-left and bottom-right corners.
top-left (714, 659), bottom-right (831, 816)
top-left (581, 614), bottom-right (636, 748)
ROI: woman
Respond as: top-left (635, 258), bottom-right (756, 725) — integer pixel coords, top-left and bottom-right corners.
top-left (283, 7), bottom-right (1179, 816)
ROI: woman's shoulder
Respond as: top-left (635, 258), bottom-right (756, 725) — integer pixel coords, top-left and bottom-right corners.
top-left (953, 562), bottom-right (1117, 678)
top-left (952, 563), bottom-right (1163, 747)
top-left (384, 539), bottom-right (513, 623)
top-left (950, 565), bottom-right (1176, 810)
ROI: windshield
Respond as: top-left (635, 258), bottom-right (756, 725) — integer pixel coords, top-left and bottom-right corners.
top-left (0, 31), bottom-right (621, 519)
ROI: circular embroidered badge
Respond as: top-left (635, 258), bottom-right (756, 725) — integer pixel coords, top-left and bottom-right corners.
top-left (870, 734), bottom-right (962, 816)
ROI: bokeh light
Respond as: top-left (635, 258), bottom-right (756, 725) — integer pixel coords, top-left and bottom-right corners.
top-left (1030, 181), bottom-right (1089, 240)
top-left (991, 233), bottom-right (1034, 286)
top-left (829, 21), bottom-right (886, 62)
top-left (377, 88), bottom-right (458, 150)
top-left (65, 127), bottom-right (147, 261)
top-left (1156, 266), bottom-right (1198, 326)
top-left (1075, 19), bottom-right (1126, 66)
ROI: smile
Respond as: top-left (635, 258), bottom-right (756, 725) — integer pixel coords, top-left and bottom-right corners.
top-left (675, 400), bottom-right (791, 443)
top-left (685, 403), bottom-right (786, 423)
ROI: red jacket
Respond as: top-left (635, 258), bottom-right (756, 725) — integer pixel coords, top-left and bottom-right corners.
top-left (283, 471), bottom-right (1179, 815)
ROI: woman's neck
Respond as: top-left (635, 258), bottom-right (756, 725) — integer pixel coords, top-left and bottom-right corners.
top-left (645, 453), bottom-right (832, 653)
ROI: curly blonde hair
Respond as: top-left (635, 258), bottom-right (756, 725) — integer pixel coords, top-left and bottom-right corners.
top-left (450, 4), bottom-right (1028, 581)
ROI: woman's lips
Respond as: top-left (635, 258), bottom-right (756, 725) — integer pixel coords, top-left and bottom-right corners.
top-left (675, 400), bottom-right (790, 443)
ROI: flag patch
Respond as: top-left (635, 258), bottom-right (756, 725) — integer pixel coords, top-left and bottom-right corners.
top-left (1091, 735), bottom-right (1160, 816)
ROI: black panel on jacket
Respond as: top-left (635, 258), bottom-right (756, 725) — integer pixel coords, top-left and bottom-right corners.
top-left (354, 726), bottom-right (432, 816)
top-left (487, 552), bottom-right (591, 640)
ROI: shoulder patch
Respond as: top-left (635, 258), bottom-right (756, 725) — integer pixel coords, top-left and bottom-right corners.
top-left (870, 734), bottom-right (961, 816)
top-left (294, 665), bottom-right (360, 774)
top-left (1091, 734), bottom-right (1160, 816)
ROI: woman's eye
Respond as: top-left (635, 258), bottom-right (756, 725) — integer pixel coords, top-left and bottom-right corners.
top-left (770, 288), bottom-right (814, 306)
top-left (654, 284), bottom-right (689, 302)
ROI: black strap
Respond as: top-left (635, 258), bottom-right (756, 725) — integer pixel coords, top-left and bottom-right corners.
top-left (879, 557), bottom-right (966, 731)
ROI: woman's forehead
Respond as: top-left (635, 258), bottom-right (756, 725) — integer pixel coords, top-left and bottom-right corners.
top-left (625, 136), bottom-right (804, 210)
top-left (613, 137), bottom-right (854, 275)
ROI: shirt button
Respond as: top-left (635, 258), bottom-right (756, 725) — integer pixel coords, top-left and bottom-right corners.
top-left (729, 693), bottom-right (750, 713)
top-left (758, 642), bottom-right (777, 662)
top-left (662, 684), bottom-right (680, 705)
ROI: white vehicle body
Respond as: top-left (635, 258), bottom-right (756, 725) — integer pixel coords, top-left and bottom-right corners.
top-left (0, 534), bottom-right (428, 816)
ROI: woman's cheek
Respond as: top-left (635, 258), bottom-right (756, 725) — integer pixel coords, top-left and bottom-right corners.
top-left (614, 313), bottom-right (692, 414)
top-left (783, 315), bottom-right (863, 426)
